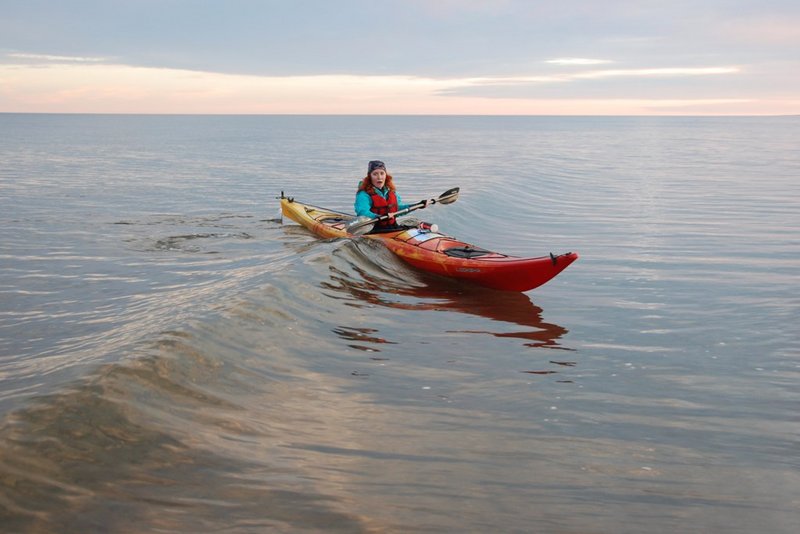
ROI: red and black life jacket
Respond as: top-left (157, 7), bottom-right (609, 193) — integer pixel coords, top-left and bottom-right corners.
top-left (369, 189), bottom-right (399, 228)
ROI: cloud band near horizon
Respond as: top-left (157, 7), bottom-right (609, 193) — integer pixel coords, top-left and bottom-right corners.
top-left (0, 54), bottom-right (794, 116)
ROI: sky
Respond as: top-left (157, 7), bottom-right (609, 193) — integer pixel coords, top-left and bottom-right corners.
top-left (1, 0), bottom-right (798, 115)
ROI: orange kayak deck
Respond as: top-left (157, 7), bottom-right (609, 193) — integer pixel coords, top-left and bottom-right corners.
top-left (280, 196), bottom-right (577, 292)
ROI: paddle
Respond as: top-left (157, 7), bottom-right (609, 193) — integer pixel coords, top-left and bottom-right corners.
top-left (346, 187), bottom-right (460, 235)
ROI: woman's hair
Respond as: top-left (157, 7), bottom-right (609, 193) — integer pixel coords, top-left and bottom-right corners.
top-left (357, 173), bottom-right (395, 194)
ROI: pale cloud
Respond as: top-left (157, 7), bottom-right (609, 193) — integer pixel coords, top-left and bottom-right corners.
top-left (407, 0), bottom-right (514, 16)
top-left (7, 52), bottom-right (108, 63)
top-left (437, 66), bottom-right (741, 88)
top-left (716, 15), bottom-right (800, 45)
top-left (546, 58), bottom-right (614, 66)
top-left (570, 66), bottom-right (741, 80)
top-left (0, 60), bottom-right (776, 116)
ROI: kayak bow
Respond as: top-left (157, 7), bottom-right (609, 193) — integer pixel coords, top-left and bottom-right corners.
top-left (280, 194), bottom-right (578, 292)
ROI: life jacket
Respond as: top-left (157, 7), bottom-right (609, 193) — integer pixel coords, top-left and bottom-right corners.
top-left (369, 189), bottom-right (399, 228)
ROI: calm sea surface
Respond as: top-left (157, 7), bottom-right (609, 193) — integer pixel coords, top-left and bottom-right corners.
top-left (1, 114), bottom-right (798, 532)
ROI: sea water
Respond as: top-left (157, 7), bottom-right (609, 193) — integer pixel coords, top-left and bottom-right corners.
top-left (1, 114), bottom-right (798, 532)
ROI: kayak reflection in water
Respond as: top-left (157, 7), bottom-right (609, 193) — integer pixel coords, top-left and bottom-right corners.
top-left (321, 257), bottom-right (571, 350)
top-left (354, 160), bottom-right (428, 233)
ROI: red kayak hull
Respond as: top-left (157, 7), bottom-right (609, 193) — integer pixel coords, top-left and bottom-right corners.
top-left (280, 196), bottom-right (577, 292)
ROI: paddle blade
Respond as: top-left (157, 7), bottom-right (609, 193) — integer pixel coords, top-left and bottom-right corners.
top-left (436, 187), bottom-right (460, 205)
top-left (345, 216), bottom-right (375, 235)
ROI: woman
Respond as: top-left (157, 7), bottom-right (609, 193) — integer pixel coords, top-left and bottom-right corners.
top-left (354, 160), bottom-right (426, 231)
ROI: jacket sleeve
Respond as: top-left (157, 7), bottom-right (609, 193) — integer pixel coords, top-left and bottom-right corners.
top-left (354, 190), bottom-right (377, 218)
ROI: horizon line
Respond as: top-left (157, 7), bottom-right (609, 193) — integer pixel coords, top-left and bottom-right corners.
top-left (2, 111), bottom-right (798, 118)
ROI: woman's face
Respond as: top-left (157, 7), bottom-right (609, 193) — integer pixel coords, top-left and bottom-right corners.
top-left (370, 169), bottom-right (387, 189)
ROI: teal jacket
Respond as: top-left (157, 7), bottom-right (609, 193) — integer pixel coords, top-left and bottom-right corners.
top-left (354, 187), bottom-right (410, 219)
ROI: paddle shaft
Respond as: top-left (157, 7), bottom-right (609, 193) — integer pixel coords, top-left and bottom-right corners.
top-left (347, 187), bottom-right (459, 233)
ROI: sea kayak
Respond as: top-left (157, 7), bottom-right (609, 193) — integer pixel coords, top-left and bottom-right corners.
top-left (280, 194), bottom-right (578, 292)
